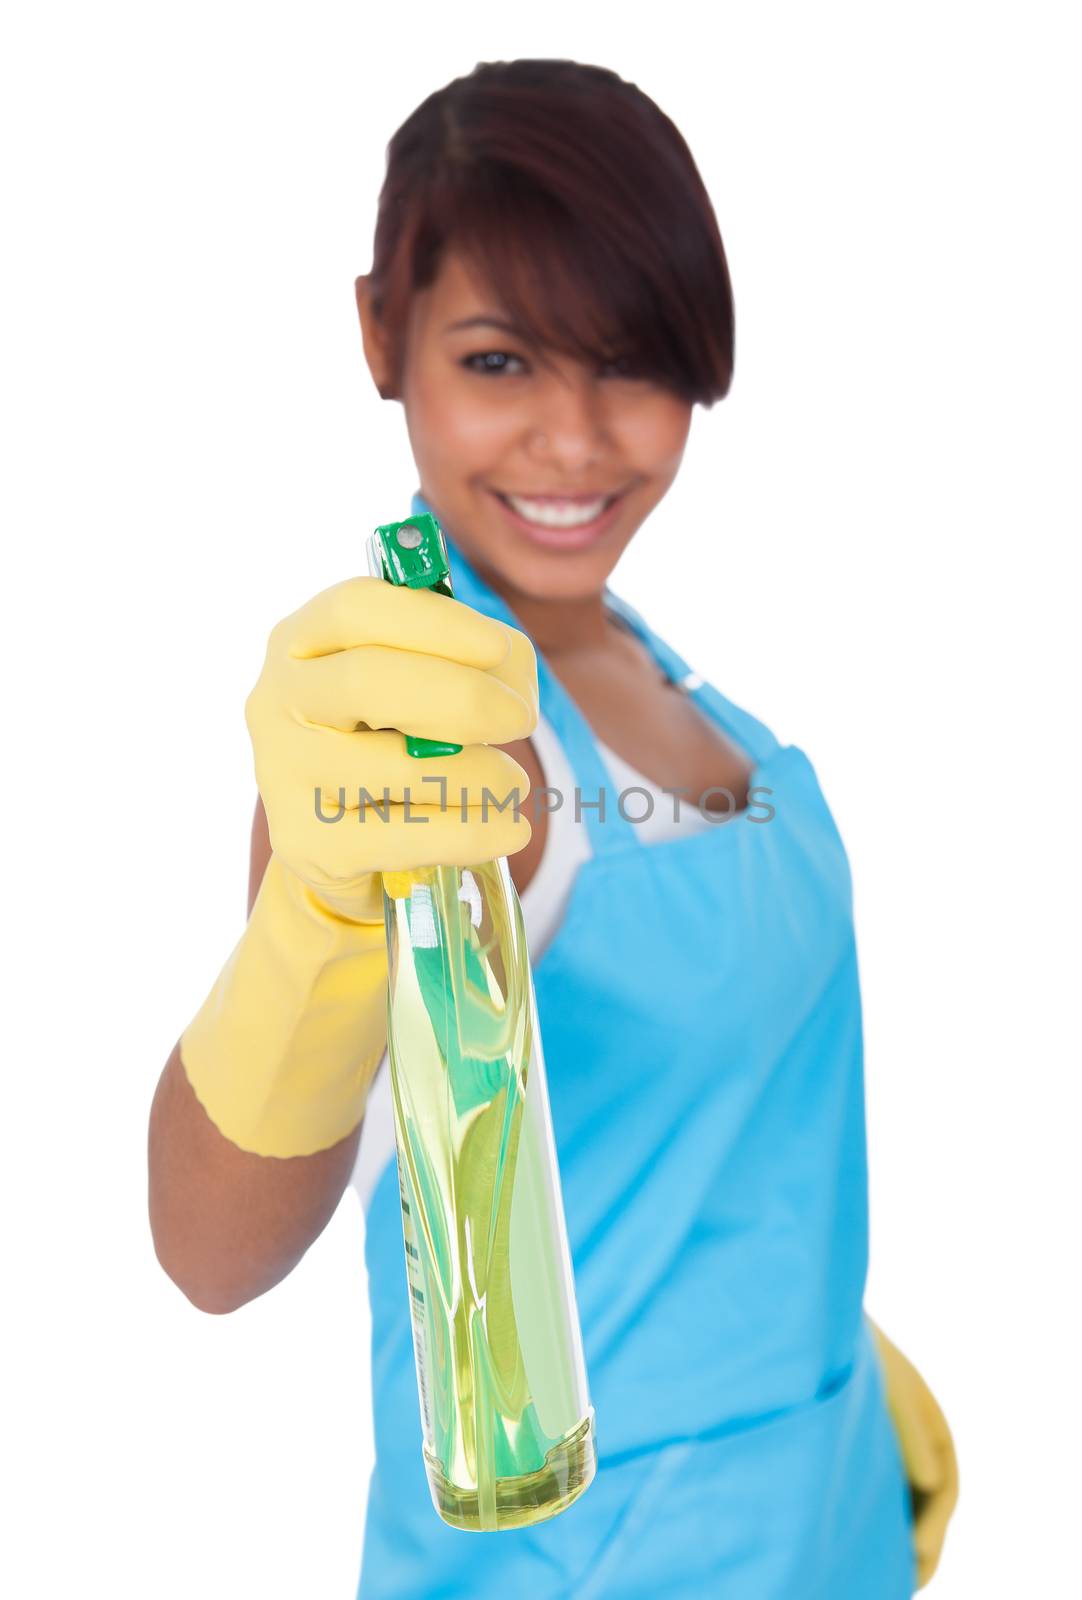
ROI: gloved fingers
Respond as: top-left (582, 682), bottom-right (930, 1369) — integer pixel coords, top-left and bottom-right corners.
top-left (274, 576), bottom-right (515, 671)
top-left (912, 1437), bottom-right (959, 1588)
top-left (907, 1370), bottom-right (957, 1496)
top-left (276, 794), bottom-right (533, 878)
top-left (269, 643), bottom-right (535, 744)
top-left (908, 1371), bottom-right (959, 1588)
top-left (873, 1323), bottom-right (951, 1492)
top-left (264, 727), bottom-right (532, 811)
top-left (868, 1319), bottom-right (959, 1590)
top-left (894, 1385), bottom-right (942, 1492)
top-left (245, 577), bottom-right (539, 887)
top-left (486, 622), bottom-right (540, 724)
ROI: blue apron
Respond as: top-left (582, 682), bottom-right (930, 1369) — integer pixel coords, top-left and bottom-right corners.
top-left (356, 490), bottom-right (916, 1598)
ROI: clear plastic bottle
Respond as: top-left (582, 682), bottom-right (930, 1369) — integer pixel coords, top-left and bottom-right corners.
top-left (366, 514), bottom-right (597, 1532)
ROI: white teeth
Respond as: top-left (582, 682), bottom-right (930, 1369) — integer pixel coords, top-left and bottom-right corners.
top-left (506, 494), bottom-right (609, 528)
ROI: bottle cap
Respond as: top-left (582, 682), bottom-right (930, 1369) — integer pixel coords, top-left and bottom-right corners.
top-left (369, 513), bottom-right (455, 596)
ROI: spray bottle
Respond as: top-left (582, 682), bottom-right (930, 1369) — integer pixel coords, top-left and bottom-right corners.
top-left (365, 512), bottom-right (597, 1532)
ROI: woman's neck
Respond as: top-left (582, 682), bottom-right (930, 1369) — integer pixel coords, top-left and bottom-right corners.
top-left (497, 586), bottom-right (611, 660)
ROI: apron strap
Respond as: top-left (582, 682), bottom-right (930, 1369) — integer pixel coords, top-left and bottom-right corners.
top-left (603, 589), bottom-right (781, 771)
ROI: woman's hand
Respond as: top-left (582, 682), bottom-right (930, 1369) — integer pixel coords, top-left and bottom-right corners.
top-left (245, 575), bottom-right (538, 916)
top-left (869, 1318), bottom-right (960, 1589)
top-left (177, 576), bottom-right (538, 1161)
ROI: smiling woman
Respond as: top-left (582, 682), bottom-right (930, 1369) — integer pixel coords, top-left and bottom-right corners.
top-left (352, 58), bottom-right (734, 617)
top-left (151, 53), bottom-right (957, 1600)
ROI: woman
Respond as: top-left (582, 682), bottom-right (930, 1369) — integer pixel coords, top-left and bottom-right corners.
top-left (149, 58), bottom-right (958, 1597)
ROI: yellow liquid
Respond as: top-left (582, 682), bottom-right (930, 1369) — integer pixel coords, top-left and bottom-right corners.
top-left (384, 859), bottom-right (596, 1532)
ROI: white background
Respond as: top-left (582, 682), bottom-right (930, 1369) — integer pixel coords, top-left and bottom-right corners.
top-left (4, 3), bottom-right (1078, 1595)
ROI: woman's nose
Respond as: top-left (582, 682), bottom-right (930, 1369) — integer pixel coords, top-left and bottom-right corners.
top-left (523, 371), bottom-right (613, 469)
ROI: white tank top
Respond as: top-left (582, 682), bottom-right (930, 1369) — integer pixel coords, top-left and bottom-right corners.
top-left (348, 711), bottom-right (718, 1208)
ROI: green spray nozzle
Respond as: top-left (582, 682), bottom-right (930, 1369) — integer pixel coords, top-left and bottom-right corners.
top-left (368, 513), bottom-right (462, 759)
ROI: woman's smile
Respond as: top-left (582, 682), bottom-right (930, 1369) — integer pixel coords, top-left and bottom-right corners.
top-left (486, 485), bottom-right (631, 550)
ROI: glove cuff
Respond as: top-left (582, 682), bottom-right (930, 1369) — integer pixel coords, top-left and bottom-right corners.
top-left (180, 855), bottom-right (388, 1157)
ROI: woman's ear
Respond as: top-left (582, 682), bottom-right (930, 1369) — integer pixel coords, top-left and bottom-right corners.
top-left (354, 274), bottom-right (397, 399)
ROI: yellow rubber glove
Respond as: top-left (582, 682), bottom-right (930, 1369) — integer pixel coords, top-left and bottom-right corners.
top-left (180, 575), bottom-right (537, 1158)
top-left (869, 1318), bottom-right (960, 1589)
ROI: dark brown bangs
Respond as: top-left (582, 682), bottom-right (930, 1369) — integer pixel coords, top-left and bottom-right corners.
top-left (449, 179), bottom-right (684, 388)
top-left (369, 59), bottom-right (735, 407)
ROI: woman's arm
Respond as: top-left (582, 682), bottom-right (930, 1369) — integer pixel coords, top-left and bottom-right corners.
top-left (147, 797), bottom-right (363, 1314)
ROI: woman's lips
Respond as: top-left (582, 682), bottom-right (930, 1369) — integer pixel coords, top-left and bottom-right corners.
top-left (488, 488), bottom-right (627, 549)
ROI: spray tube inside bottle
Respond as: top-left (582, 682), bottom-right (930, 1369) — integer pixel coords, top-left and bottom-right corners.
top-left (365, 513), bottom-right (596, 1532)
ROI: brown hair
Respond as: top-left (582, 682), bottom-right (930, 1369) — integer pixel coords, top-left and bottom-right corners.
top-left (367, 59), bottom-right (735, 407)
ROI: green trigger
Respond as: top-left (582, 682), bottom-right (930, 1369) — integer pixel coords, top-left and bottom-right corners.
top-left (368, 513), bottom-right (463, 760)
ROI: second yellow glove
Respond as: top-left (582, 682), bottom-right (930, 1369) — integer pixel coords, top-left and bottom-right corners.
top-left (869, 1317), bottom-right (960, 1589)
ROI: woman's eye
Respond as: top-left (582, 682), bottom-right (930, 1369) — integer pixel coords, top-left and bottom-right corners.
top-left (460, 349), bottom-right (645, 382)
top-left (462, 351), bottom-right (528, 376)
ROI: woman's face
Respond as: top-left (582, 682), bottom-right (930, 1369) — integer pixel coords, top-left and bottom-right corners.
top-left (357, 249), bottom-right (694, 604)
